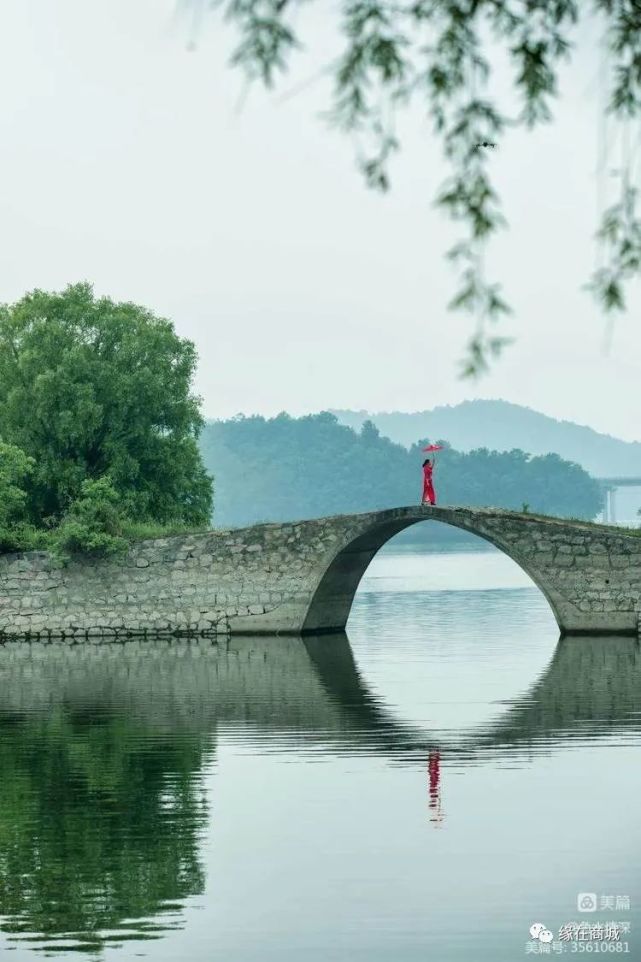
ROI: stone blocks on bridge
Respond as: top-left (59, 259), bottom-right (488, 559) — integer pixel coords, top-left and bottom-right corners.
top-left (0, 506), bottom-right (640, 640)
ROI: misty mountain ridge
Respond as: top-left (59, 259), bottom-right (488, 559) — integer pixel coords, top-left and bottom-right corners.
top-left (330, 400), bottom-right (641, 478)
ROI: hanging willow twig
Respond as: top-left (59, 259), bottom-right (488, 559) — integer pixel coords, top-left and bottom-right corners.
top-left (184, 0), bottom-right (641, 375)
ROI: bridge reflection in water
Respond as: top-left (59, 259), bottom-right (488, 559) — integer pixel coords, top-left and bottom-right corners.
top-left (0, 632), bottom-right (640, 953)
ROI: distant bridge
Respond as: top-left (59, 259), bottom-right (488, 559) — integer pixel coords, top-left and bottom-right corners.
top-left (2, 505), bottom-right (641, 639)
top-left (596, 477), bottom-right (641, 524)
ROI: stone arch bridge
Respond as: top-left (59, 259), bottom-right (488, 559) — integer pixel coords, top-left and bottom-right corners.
top-left (1, 506), bottom-right (640, 639)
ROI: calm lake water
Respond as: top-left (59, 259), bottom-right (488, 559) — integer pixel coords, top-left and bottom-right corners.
top-left (0, 541), bottom-right (639, 960)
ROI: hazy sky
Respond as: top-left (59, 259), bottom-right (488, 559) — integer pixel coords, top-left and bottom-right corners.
top-left (1, 1), bottom-right (639, 439)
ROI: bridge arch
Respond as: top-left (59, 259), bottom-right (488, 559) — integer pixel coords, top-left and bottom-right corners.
top-left (301, 506), bottom-right (564, 634)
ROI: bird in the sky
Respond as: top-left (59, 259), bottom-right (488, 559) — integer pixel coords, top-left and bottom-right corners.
top-left (474, 142), bottom-right (496, 149)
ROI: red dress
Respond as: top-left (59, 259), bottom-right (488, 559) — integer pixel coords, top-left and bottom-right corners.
top-left (422, 463), bottom-right (436, 505)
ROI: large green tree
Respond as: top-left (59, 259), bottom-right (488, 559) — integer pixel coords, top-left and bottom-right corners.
top-left (188, 0), bottom-right (641, 373)
top-left (0, 283), bottom-right (213, 525)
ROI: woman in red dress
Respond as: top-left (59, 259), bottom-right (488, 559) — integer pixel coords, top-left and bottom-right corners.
top-left (421, 458), bottom-right (436, 505)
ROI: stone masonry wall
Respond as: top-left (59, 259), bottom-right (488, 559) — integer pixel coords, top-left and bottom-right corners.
top-left (0, 516), bottom-right (365, 639)
top-left (0, 506), bottom-right (640, 639)
top-left (456, 509), bottom-right (641, 634)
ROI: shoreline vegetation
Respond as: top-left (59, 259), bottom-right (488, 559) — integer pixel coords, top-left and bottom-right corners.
top-left (0, 515), bottom-right (211, 560)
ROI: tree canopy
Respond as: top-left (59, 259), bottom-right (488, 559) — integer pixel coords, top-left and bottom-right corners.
top-left (199, 410), bottom-right (603, 528)
top-left (0, 283), bottom-right (213, 539)
top-left (191, 0), bottom-right (641, 373)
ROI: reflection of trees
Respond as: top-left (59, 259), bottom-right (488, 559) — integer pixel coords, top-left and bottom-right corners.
top-left (1, 633), bottom-right (641, 952)
top-left (0, 634), bottom-right (343, 955)
top-left (0, 705), bottom-right (208, 952)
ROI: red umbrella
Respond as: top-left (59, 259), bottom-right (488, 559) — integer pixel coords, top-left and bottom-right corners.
top-left (421, 443), bottom-right (444, 475)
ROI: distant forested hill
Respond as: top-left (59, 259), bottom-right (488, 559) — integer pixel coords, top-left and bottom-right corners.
top-left (199, 412), bottom-right (602, 530)
top-left (331, 400), bottom-right (641, 477)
